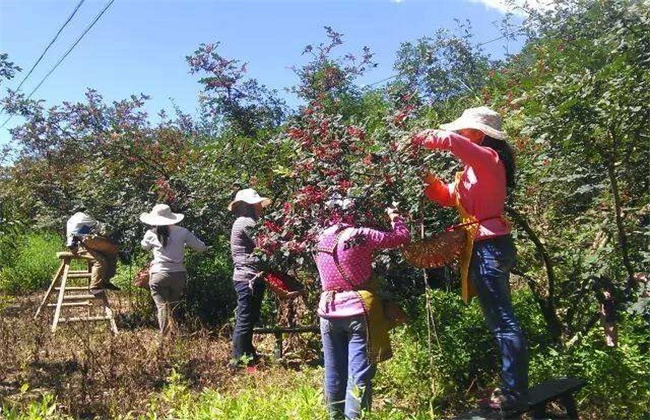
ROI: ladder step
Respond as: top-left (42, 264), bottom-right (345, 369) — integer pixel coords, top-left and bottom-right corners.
top-left (47, 302), bottom-right (93, 307)
top-left (63, 294), bottom-right (99, 300)
top-left (55, 286), bottom-right (90, 291)
top-left (67, 273), bottom-right (92, 278)
top-left (59, 316), bottom-right (113, 322)
top-left (68, 270), bottom-right (92, 274)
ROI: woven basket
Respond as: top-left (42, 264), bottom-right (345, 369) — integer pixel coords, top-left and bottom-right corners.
top-left (402, 229), bottom-right (467, 269)
top-left (264, 271), bottom-right (305, 299)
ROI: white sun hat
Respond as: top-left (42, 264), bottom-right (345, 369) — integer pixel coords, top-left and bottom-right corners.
top-left (139, 204), bottom-right (185, 226)
top-left (228, 188), bottom-right (272, 211)
top-left (439, 106), bottom-right (507, 140)
top-left (325, 193), bottom-right (353, 211)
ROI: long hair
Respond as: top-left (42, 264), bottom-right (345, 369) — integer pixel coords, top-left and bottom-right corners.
top-left (154, 225), bottom-right (170, 247)
top-left (482, 135), bottom-right (516, 191)
top-left (232, 202), bottom-right (258, 219)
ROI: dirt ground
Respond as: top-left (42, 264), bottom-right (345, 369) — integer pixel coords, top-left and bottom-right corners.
top-left (0, 293), bottom-right (321, 418)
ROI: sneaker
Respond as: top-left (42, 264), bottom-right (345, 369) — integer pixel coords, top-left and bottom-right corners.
top-left (477, 387), bottom-right (501, 407)
top-left (484, 393), bottom-right (528, 412)
top-left (103, 282), bottom-right (121, 291)
top-left (118, 251), bottom-right (131, 264)
top-left (89, 288), bottom-right (105, 297)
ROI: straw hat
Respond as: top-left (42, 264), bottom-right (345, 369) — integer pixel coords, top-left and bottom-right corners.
top-left (325, 194), bottom-right (354, 211)
top-left (440, 106), bottom-right (507, 140)
top-left (139, 204), bottom-right (184, 226)
top-left (228, 188), bottom-right (272, 211)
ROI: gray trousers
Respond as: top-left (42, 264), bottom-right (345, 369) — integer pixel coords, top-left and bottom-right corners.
top-left (149, 271), bottom-right (187, 334)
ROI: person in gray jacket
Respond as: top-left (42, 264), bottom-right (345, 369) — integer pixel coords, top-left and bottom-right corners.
top-left (228, 188), bottom-right (272, 367)
top-left (140, 204), bottom-right (207, 335)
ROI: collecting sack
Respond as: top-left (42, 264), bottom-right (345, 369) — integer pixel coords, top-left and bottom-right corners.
top-left (133, 266), bottom-right (150, 289)
top-left (401, 229), bottom-right (466, 269)
top-left (82, 235), bottom-right (120, 255)
top-left (383, 299), bottom-right (409, 330)
top-left (264, 271), bottom-right (305, 299)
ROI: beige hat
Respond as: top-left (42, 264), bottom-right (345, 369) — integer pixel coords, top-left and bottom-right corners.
top-left (139, 204), bottom-right (184, 226)
top-left (228, 188), bottom-right (272, 211)
top-left (440, 106), bottom-right (507, 140)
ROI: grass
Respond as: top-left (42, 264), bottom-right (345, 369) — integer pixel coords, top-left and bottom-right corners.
top-left (1, 236), bottom-right (647, 418)
top-left (0, 293), bottom-right (328, 419)
top-left (0, 233), bottom-right (62, 295)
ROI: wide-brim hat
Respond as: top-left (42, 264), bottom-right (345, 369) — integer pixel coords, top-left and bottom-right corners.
top-left (139, 204), bottom-right (184, 226)
top-left (228, 188), bottom-right (272, 211)
top-left (440, 106), bottom-right (507, 140)
top-left (325, 194), bottom-right (354, 211)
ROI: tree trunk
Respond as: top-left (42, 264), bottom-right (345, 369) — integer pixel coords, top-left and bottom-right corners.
top-left (506, 206), bottom-right (563, 344)
top-left (604, 129), bottom-right (635, 294)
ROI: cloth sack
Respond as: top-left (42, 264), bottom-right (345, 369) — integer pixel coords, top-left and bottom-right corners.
top-left (133, 266), bottom-right (150, 289)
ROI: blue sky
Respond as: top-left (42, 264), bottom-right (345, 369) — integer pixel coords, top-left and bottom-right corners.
top-left (0, 0), bottom-right (529, 147)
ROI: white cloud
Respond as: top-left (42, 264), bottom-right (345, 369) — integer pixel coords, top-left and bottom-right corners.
top-left (467, 0), bottom-right (555, 15)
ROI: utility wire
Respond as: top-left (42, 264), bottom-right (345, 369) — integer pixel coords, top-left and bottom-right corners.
top-left (13, 0), bottom-right (87, 93)
top-left (1, 0), bottom-right (116, 129)
top-left (364, 34), bottom-right (509, 89)
top-left (25, 0), bottom-right (116, 101)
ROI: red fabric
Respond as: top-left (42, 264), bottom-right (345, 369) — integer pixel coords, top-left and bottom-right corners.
top-left (424, 175), bottom-right (456, 207)
top-left (419, 129), bottom-right (511, 240)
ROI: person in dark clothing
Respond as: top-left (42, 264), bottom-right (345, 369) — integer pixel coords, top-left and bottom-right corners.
top-left (598, 280), bottom-right (618, 347)
top-left (228, 188), bottom-right (272, 368)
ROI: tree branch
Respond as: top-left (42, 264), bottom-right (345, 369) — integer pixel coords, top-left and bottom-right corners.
top-left (605, 127), bottom-right (635, 294)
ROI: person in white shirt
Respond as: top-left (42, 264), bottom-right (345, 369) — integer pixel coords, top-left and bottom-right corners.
top-left (66, 208), bottom-right (120, 294)
top-left (140, 204), bottom-right (207, 334)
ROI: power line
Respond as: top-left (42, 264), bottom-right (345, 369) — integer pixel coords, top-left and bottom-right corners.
top-left (1, 0), bottom-right (116, 129)
top-left (13, 0), bottom-right (87, 93)
top-left (476, 35), bottom-right (507, 47)
top-left (25, 0), bottom-right (116, 101)
top-left (364, 34), bottom-right (510, 88)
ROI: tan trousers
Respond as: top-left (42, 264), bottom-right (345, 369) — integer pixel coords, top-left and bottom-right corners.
top-left (149, 271), bottom-right (187, 334)
top-left (75, 242), bottom-right (117, 289)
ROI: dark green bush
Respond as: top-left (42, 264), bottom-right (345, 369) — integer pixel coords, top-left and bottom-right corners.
top-left (381, 288), bottom-right (650, 418)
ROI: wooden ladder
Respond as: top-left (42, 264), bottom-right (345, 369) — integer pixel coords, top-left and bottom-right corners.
top-left (34, 251), bottom-right (118, 333)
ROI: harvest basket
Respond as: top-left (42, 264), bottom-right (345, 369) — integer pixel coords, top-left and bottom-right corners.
top-left (401, 229), bottom-right (466, 269)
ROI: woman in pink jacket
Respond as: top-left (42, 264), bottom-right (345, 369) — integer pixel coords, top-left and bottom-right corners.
top-left (414, 107), bottom-right (528, 411)
top-left (315, 197), bottom-right (410, 419)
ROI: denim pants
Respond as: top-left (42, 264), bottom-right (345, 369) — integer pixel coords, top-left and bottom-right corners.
top-left (320, 315), bottom-right (377, 420)
top-left (232, 279), bottom-right (265, 362)
top-left (470, 235), bottom-right (529, 398)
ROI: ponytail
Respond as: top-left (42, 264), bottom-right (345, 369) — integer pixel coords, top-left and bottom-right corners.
top-left (155, 225), bottom-right (170, 248)
top-left (482, 136), bottom-right (516, 191)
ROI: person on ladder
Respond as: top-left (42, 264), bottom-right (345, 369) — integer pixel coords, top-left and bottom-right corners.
top-left (66, 206), bottom-right (121, 296)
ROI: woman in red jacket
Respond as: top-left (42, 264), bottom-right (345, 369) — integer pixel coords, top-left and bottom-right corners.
top-left (413, 106), bottom-right (528, 411)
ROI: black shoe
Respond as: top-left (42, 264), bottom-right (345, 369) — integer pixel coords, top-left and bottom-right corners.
top-left (89, 288), bottom-right (105, 297)
top-left (118, 251), bottom-right (131, 264)
top-left (103, 282), bottom-right (121, 291)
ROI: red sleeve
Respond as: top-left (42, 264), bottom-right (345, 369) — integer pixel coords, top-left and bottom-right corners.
top-left (421, 130), bottom-right (500, 174)
top-left (424, 177), bottom-right (456, 207)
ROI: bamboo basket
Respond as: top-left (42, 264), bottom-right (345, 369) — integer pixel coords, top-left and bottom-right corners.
top-left (401, 229), bottom-right (466, 269)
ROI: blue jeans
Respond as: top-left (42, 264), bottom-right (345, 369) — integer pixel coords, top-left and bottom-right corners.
top-left (232, 279), bottom-right (265, 362)
top-left (470, 235), bottom-right (529, 399)
top-left (320, 315), bottom-right (377, 420)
